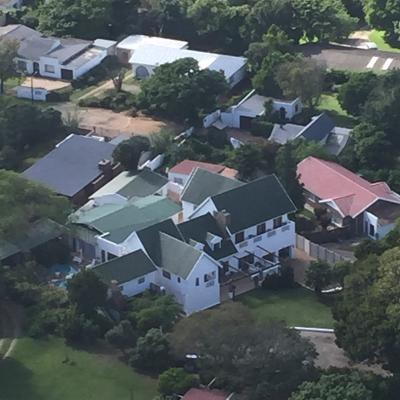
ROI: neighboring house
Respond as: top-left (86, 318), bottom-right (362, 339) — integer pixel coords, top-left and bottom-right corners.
top-left (298, 156), bottom-right (400, 239)
top-left (0, 24), bottom-right (116, 80)
top-left (129, 43), bottom-right (247, 87)
top-left (168, 159), bottom-right (238, 187)
top-left (203, 89), bottom-right (302, 130)
top-left (90, 168), bottom-right (169, 205)
top-left (23, 134), bottom-right (122, 205)
top-left (270, 113), bottom-right (351, 156)
top-left (0, 219), bottom-right (65, 265)
top-left (180, 168), bottom-right (243, 220)
top-left (70, 195), bottom-right (182, 263)
top-left (0, 0), bottom-right (23, 26)
top-left (93, 249), bottom-right (157, 297)
top-left (116, 34), bottom-right (188, 64)
top-left (189, 175), bottom-right (297, 272)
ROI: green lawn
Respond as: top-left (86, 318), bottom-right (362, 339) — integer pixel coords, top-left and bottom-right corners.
top-left (318, 93), bottom-right (358, 128)
top-left (239, 287), bottom-right (334, 328)
top-left (0, 338), bottom-right (157, 400)
top-left (369, 30), bottom-right (400, 53)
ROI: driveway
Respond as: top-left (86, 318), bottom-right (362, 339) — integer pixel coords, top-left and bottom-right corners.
top-left (300, 43), bottom-right (400, 72)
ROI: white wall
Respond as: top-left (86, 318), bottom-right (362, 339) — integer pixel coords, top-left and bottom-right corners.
top-left (273, 98), bottom-right (302, 120)
top-left (188, 198), bottom-right (218, 220)
top-left (16, 86), bottom-right (47, 101)
top-left (39, 56), bottom-right (62, 79)
top-left (121, 271), bottom-right (157, 297)
top-left (168, 171), bottom-right (188, 186)
top-left (203, 110), bottom-right (221, 128)
top-left (228, 65), bottom-right (247, 88)
top-left (363, 210), bottom-right (395, 240)
top-left (139, 153), bottom-right (165, 171)
top-left (182, 201), bottom-right (197, 221)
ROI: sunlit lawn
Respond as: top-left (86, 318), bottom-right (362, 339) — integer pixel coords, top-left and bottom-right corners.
top-left (369, 30), bottom-right (400, 53)
top-left (318, 93), bottom-right (358, 128)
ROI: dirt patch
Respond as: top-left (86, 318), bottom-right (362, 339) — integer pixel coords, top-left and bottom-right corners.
top-left (301, 331), bottom-right (388, 375)
top-left (349, 30), bottom-right (372, 41)
top-left (226, 128), bottom-right (267, 145)
top-left (22, 77), bottom-right (71, 91)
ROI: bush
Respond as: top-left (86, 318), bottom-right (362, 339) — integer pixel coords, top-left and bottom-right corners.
top-left (251, 119), bottom-right (274, 137)
top-left (78, 91), bottom-right (136, 111)
top-left (324, 70), bottom-right (351, 90)
top-left (262, 264), bottom-right (294, 290)
top-left (207, 127), bottom-right (229, 148)
top-left (46, 87), bottom-right (72, 102)
top-left (158, 368), bottom-right (198, 397)
top-left (63, 308), bottom-right (100, 345)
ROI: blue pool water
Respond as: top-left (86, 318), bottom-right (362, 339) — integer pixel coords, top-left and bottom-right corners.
top-left (48, 264), bottom-right (79, 289)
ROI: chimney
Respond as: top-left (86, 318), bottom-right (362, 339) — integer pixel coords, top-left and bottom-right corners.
top-left (214, 210), bottom-right (231, 235)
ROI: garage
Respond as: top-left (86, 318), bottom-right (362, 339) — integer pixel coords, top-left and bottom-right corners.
top-left (61, 69), bottom-right (73, 80)
top-left (239, 116), bottom-right (253, 130)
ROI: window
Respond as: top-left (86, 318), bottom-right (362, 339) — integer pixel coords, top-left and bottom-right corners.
top-left (138, 277), bottom-right (145, 284)
top-left (295, 104), bottom-right (299, 112)
top-left (17, 60), bottom-right (27, 72)
top-left (273, 216), bottom-right (283, 229)
top-left (162, 270), bottom-right (171, 279)
top-left (177, 277), bottom-right (181, 283)
top-left (257, 223), bottom-right (266, 235)
top-left (213, 241), bottom-right (221, 250)
top-left (195, 278), bottom-right (199, 286)
top-left (369, 224), bottom-right (375, 237)
top-left (278, 246), bottom-right (291, 258)
top-left (204, 271), bottom-right (216, 282)
top-left (174, 177), bottom-right (183, 185)
top-left (101, 250), bottom-right (106, 263)
top-left (107, 252), bottom-right (117, 261)
top-left (44, 64), bottom-right (55, 73)
top-left (235, 231), bottom-right (245, 244)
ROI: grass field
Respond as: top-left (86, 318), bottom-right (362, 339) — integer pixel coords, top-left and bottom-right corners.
top-left (318, 93), bottom-right (358, 128)
top-left (369, 30), bottom-right (400, 53)
top-left (239, 287), bottom-right (334, 329)
top-left (0, 338), bottom-right (157, 400)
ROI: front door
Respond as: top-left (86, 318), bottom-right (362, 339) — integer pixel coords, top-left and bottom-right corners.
top-left (61, 69), bottom-right (73, 80)
top-left (33, 62), bottom-right (40, 73)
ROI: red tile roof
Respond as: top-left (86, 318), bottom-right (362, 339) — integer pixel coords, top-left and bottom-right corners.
top-left (297, 157), bottom-right (400, 218)
top-left (169, 160), bottom-right (233, 176)
top-left (183, 389), bottom-right (228, 400)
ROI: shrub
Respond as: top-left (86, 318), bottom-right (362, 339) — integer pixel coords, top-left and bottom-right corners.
top-left (207, 128), bottom-right (229, 148)
top-left (324, 69), bottom-right (351, 90)
top-left (262, 264), bottom-right (294, 290)
top-left (158, 368), bottom-right (198, 397)
top-left (251, 119), bottom-right (274, 137)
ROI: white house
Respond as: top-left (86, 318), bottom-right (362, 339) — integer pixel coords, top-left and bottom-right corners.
top-left (129, 44), bottom-right (247, 88)
top-left (116, 34), bottom-right (188, 64)
top-left (0, 24), bottom-right (115, 80)
top-left (203, 89), bottom-right (302, 130)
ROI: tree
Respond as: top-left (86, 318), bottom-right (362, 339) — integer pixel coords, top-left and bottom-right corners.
top-left (275, 143), bottom-right (304, 209)
top-left (333, 249), bottom-right (400, 372)
top-left (158, 368), bottom-right (198, 397)
top-left (338, 72), bottom-right (379, 116)
top-left (138, 58), bottom-right (228, 122)
top-left (305, 260), bottom-right (333, 293)
top-left (290, 372), bottom-right (373, 400)
top-left (63, 306), bottom-right (100, 345)
top-left (169, 303), bottom-right (316, 399)
top-left (0, 170), bottom-right (70, 239)
top-left (226, 144), bottom-right (263, 180)
top-left (276, 59), bottom-right (326, 109)
top-left (67, 269), bottom-right (107, 315)
top-left (105, 320), bottom-right (137, 355)
top-left (365, 0), bottom-right (400, 43)
top-left (129, 328), bottom-right (171, 372)
top-left (352, 123), bottom-right (392, 170)
top-left (113, 136), bottom-right (150, 171)
top-left (292, 0), bottom-right (357, 42)
top-left (0, 38), bottom-right (18, 95)
top-left (37, 0), bottom-right (113, 39)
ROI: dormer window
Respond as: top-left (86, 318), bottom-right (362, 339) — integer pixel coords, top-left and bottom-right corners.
top-left (206, 232), bottom-right (222, 250)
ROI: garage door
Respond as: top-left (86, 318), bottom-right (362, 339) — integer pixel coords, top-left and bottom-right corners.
top-left (61, 69), bottom-right (73, 80)
top-left (239, 116), bottom-right (253, 130)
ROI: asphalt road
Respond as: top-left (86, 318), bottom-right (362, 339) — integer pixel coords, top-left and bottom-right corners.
top-left (300, 44), bottom-right (400, 72)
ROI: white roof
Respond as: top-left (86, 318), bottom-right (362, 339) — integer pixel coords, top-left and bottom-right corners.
top-left (130, 45), bottom-right (247, 79)
top-left (117, 35), bottom-right (188, 51)
top-left (94, 39), bottom-right (117, 49)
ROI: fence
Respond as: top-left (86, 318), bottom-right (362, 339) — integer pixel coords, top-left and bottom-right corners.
top-left (296, 234), bottom-right (352, 265)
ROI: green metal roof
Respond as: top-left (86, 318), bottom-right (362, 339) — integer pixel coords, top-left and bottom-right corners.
top-left (93, 249), bottom-right (156, 284)
top-left (158, 232), bottom-right (202, 279)
top-left (211, 175), bottom-right (297, 233)
top-left (71, 195), bottom-right (181, 244)
top-left (0, 219), bottom-right (65, 261)
top-left (92, 169), bottom-right (168, 200)
top-left (178, 213), bottom-right (237, 260)
top-left (181, 168), bottom-right (243, 205)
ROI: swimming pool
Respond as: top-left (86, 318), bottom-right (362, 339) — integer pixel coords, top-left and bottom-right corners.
top-left (48, 264), bottom-right (79, 289)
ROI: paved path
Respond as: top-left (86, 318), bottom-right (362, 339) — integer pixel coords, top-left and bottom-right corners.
top-left (0, 302), bottom-right (22, 360)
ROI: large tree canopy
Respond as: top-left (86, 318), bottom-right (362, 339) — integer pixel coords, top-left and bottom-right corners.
top-left (137, 58), bottom-right (228, 122)
top-left (169, 303), bottom-right (316, 399)
top-left (0, 170), bottom-right (70, 239)
top-left (0, 38), bottom-right (18, 95)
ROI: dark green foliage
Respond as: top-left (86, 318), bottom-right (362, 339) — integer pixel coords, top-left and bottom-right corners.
top-left (79, 91), bottom-right (136, 111)
top-left (0, 38), bottom-right (19, 94)
top-left (262, 264), bottom-right (295, 290)
top-left (290, 372), bottom-right (373, 400)
top-left (105, 320), bottom-right (137, 354)
top-left (251, 119), bottom-right (274, 137)
top-left (67, 269), bottom-right (107, 315)
top-left (305, 260), bottom-right (333, 293)
top-left (227, 144), bottom-right (263, 180)
top-left (275, 143), bottom-right (304, 209)
top-left (338, 72), bottom-right (378, 116)
top-left (113, 136), bottom-right (150, 171)
top-left (158, 368), bottom-right (198, 397)
top-left (129, 328), bottom-right (171, 372)
top-left (169, 302), bottom-right (316, 399)
top-left (137, 58), bottom-right (228, 122)
top-left (324, 70), bottom-right (351, 90)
